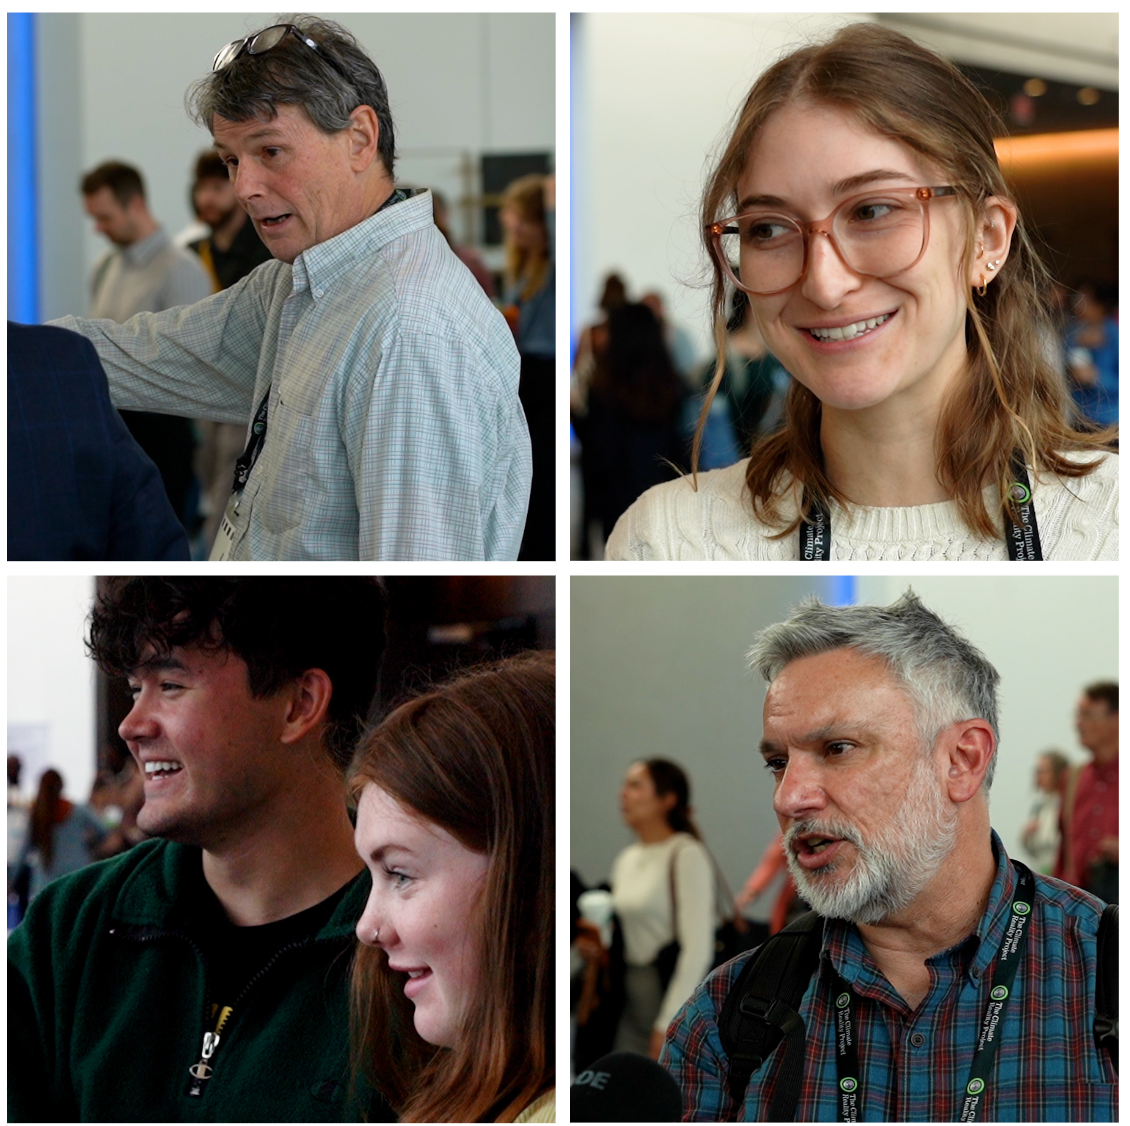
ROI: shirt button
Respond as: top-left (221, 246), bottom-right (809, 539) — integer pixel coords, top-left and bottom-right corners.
top-left (314, 288), bottom-right (324, 298)
top-left (910, 1033), bottom-right (926, 1047)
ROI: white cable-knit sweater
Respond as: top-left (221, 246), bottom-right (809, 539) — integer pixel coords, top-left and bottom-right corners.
top-left (606, 451), bottom-right (1118, 561)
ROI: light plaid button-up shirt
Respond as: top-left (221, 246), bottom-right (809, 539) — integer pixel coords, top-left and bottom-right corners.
top-left (662, 833), bottom-right (1117, 1121)
top-left (53, 190), bottom-right (532, 560)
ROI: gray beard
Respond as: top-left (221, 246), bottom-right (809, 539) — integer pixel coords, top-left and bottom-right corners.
top-left (782, 757), bottom-right (958, 925)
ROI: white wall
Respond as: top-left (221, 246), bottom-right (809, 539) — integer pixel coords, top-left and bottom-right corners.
top-left (7, 578), bottom-right (98, 802)
top-left (35, 13), bottom-right (554, 320)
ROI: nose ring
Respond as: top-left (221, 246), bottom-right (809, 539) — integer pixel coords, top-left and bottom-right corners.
top-left (372, 927), bottom-right (381, 944)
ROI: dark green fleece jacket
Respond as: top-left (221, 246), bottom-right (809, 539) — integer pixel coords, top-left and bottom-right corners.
top-left (8, 838), bottom-right (387, 1122)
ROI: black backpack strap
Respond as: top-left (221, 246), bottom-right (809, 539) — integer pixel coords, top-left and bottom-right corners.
top-left (717, 911), bottom-right (823, 1119)
top-left (1094, 903), bottom-right (1118, 1073)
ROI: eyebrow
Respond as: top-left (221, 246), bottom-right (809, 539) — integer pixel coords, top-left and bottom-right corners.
top-left (759, 723), bottom-right (863, 757)
top-left (737, 169), bottom-right (917, 214)
top-left (366, 844), bottom-right (417, 864)
top-left (214, 127), bottom-right (288, 151)
top-left (131, 654), bottom-right (190, 676)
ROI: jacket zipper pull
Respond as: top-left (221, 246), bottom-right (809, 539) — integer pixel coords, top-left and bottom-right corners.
top-left (187, 1006), bottom-right (232, 1097)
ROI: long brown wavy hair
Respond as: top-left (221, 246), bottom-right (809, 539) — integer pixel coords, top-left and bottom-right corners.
top-left (502, 174), bottom-right (550, 302)
top-left (29, 769), bottom-right (67, 868)
top-left (348, 651), bottom-right (555, 1122)
top-left (696, 22), bottom-right (1114, 539)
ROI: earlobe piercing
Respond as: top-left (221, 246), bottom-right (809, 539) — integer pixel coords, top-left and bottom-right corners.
top-left (977, 275), bottom-right (988, 297)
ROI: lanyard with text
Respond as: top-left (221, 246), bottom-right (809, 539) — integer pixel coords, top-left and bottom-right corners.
top-left (828, 861), bottom-right (1035, 1123)
top-left (798, 456), bottom-right (1043, 560)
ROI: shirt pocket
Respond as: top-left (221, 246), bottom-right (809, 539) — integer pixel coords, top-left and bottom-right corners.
top-left (256, 377), bottom-right (319, 535)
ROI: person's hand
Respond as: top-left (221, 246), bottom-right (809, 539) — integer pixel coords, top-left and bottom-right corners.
top-left (1098, 836), bottom-right (1119, 863)
top-left (734, 888), bottom-right (757, 911)
top-left (649, 1028), bottom-right (665, 1061)
top-left (573, 919), bottom-right (604, 961)
top-left (543, 174), bottom-right (555, 212)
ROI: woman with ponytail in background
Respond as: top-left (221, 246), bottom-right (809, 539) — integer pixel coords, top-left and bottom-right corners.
top-left (611, 758), bottom-right (715, 1059)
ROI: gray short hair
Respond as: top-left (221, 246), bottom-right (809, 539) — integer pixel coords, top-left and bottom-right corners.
top-left (186, 16), bottom-right (396, 175)
top-left (748, 591), bottom-right (1000, 788)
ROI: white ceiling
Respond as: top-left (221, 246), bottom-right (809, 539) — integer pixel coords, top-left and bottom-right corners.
top-left (877, 13), bottom-right (1118, 91)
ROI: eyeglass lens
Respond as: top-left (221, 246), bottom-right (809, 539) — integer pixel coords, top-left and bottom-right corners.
top-left (213, 25), bottom-right (291, 72)
top-left (719, 194), bottom-right (929, 293)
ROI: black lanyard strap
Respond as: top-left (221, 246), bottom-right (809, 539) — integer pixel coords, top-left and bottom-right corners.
top-left (829, 861), bottom-right (1035, 1123)
top-left (230, 387), bottom-right (271, 494)
top-left (798, 456), bottom-right (1043, 561)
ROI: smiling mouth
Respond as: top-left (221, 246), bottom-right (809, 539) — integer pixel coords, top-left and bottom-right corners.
top-left (144, 761), bottom-right (183, 779)
top-left (806, 313), bottom-right (892, 342)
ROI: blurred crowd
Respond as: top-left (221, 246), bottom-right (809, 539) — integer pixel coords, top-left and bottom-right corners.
top-left (7, 748), bottom-right (146, 930)
top-left (571, 271), bottom-right (1118, 560)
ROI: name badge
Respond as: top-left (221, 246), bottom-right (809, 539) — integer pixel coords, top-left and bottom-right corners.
top-left (209, 496), bottom-right (241, 561)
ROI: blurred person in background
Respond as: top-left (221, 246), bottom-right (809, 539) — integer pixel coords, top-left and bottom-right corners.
top-left (188, 151), bottom-right (274, 291)
top-left (607, 24), bottom-right (1117, 561)
top-left (8, 756), bottom-right (31, 927)
top-left (734, 830), bottom-right (799, 935)
top-left (696, 290), bottom-right (784, 459)
top-left (501, 173), bottom-right (556, 560)
top-left (1066, 283), bottom-right (1118, 430)
top-left (432, 188), bottom-right (495, 298)
top-left (1057, 682), bottom-right (1118, 903)
top-left (81, 160), bottom-right (213, 533)
top-left (641, 290), bottom-right (701, 385)
top-left (187, 150), bottom-right (275, 554)
top-left (14, 769), bottom-right (107, 903)
top-left (576, 302), bottom-right (687, 550)
top-left (572, 272), bottom-right (629, 412)
top-left (610, 759), bottom-right (714, 1060)
top-left (1019, 749), bottom-right (1068, 874)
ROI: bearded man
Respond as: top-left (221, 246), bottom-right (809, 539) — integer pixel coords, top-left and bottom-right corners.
top-left (661, 592), bottom-right (1117, 1122)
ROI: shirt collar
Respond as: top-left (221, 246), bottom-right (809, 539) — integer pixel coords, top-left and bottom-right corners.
top-left (822, 829), bottom-right (1016, 991)
top-left (122, 226), bottom-right (170, 267)
top-left (289, 187), bottom-right (432, 298)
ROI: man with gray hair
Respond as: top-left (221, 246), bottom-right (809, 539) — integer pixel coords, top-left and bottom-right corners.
top-left (662, 592), bottom-right (1117, 1121)
top-left (53, 17), bottom-right (531, 561)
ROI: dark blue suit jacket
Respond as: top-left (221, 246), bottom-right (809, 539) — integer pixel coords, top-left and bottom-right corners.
top-left (8, 322), bottom-right (191, 560)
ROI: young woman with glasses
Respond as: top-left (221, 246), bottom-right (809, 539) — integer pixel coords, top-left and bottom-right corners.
top-left (606, 23), bottom-right (1117, 561)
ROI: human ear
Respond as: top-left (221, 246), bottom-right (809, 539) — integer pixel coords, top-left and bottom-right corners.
top-left (941, 719), bottom-right (995, 803)
top-left (346, 105), bottom-right (381, 172)
top-left (280, 668), bottom-right (334, 744)
top-left (970, 197), bottom-right (1018, 290)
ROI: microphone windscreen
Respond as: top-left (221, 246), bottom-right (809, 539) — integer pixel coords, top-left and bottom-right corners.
top-left (570, 1051), bottom-right (683, 1121)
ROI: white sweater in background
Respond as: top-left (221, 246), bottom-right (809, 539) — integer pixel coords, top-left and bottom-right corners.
top-left (611, 833), bottom-right (715, 1033)
top-left (606, 451), bottom-right (1118, 561)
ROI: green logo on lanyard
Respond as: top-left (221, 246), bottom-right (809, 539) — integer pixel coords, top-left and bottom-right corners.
top-left (840, 1077), bottom-right (858, 1093)
top-left (1013, 901), bottom-right (1030, 915)
top-left (836, 992), bottom-right (851, 1009)
top-left (990, 985), bottom-right (1009, 1001)
top-left (967, 1078), bottom-right (985, 1096)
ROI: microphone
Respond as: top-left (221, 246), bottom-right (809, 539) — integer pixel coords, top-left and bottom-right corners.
top-left (571, 1051), bottom-right (683, 1121)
